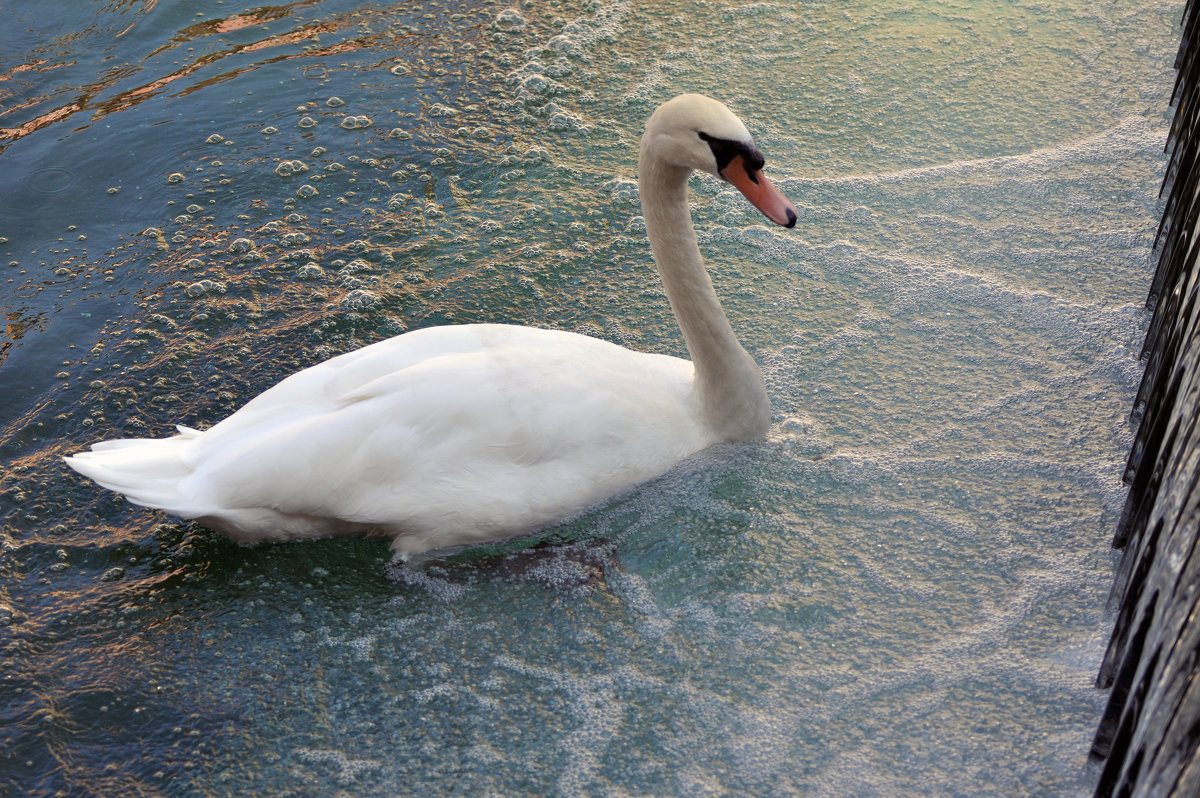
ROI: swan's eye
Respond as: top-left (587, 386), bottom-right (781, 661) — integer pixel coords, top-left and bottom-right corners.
top-left (698, 131), bottom-right (738, 172)
top-left (699, 132), bottom-right (766, 175)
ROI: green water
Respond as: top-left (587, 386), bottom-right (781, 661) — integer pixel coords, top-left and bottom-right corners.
top-left (0, 0), bottom-right (1178, 794)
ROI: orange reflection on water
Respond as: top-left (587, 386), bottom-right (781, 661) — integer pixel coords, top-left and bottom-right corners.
top-left (96, 20), bottom-right (342, 115)
top-left (0, 1), bottom-right (364, 152)
top-left (1, 310), bottom-right (45, 369)
top-left (0, 103), bottom-right (83, 144)
top-left (0, 58), bottom-right (58, 82)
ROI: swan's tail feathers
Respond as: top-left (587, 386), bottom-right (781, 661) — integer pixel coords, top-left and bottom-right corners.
top-left (64, 431), bottom-right (202, 515)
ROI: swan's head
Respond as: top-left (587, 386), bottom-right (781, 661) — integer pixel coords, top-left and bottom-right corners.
top-left (641, 94), bottom-right (797, 228)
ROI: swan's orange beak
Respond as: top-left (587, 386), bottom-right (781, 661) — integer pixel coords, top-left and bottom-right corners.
top-left (721, 154), bottom-right (797, 228)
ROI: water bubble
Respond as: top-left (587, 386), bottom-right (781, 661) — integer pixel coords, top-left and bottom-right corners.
top-left (229, 238), bottom-right (254, 253)
top-left (389, 64), bottom-right (409, 76)
top-left (388, 128), bottom-right (412, 140)
top-left (285, 213), bottom-right (304, 223)
top-left (284, 247), bottom-right (315, 262)
top-left (547, 33), bottom-right (583, 57)
top-left (547, 111), bottom-right (583, 131)
top-left (186, 204), bottom-right (203, 213)
top-left (298, 117), bottom-right (317, 129)
top-left (107, 187), bottom-right (120, 195)
top-left (167, 172), bottom-right (185, 184)
top-left (101, 567), bottom-right (125, 582)
top-left (523, 146), bottom-right (550, 163)
top-left (296, 263), bottom-right (325, 280)
top-left (340, 115), bottom-right (373, 130)
top-left (311, 146), bottom-right (327, 156)
top-left (544, 58), bottom-right (573, 79)
top-left (326, 96), bottom-right (346, 107)
top-left (340, 289), bottom-right (380, 308)
top-left (280, 232), bottom-right (312, 247)
top-left (296, 185), bottom-right (320, 199)
top-left (275, 160), bottom-right (309, 177)
top-left (427, 103), bottom-right (460, 117)
top-left (185, 279), bottom-right (227, 297)
top-left (494, 8), bottom-right (528, 30)
top-left (519, 74), bottom-right (557, 98)
top-left (205, 133), bottom-right (225, 144)
top-left (261, 126), bottom-right (278, 135)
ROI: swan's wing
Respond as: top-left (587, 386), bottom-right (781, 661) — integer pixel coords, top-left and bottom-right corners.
top-left (178, 325), bottom-right (705, 540)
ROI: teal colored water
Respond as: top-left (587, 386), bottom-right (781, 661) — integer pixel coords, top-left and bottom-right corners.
top-left (0, 0), bottom-right (1178, 794)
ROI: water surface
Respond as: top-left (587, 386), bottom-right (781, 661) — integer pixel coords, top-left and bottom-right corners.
top-left (0, 0), bottom-right (1178, 794)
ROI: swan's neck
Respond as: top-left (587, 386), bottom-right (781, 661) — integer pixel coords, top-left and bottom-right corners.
top-left (638, 152), bottom-right (770, 441)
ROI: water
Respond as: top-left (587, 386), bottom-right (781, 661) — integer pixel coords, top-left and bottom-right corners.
top-left (0, 0), bottom-right (1178, 794)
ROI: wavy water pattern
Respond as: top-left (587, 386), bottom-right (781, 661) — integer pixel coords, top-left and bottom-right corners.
top-left (0, 0), bottom-right (1180, 795)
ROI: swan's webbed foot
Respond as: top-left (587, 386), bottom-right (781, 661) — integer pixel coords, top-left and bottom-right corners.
top-left (492, 540), bottom-right (618, 594)
top-left (386, 538), bottom-right (621, 596)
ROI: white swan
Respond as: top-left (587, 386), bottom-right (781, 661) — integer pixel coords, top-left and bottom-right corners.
top-left (65, 94), bottom-right (797, 559)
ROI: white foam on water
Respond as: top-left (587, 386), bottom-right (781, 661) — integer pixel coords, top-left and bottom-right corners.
top-left (293, 747), bottom-right (381, 786)
top-left (780, 116), bottom-right (1166, 189)
top-left (385, 561), bottom-right (470, 602)
top-left (494, 654), bottom-right (629, 794)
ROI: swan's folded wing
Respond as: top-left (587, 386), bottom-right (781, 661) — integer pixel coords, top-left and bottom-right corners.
top-left (177, 329), bottom-right (706, 538)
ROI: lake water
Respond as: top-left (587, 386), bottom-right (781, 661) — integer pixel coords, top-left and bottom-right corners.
top-left (0, 0), bottom-right (1179, 795)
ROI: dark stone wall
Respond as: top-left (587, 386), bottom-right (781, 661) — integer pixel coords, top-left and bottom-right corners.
top-left (1090, 4), bottom-right (1200, 796)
